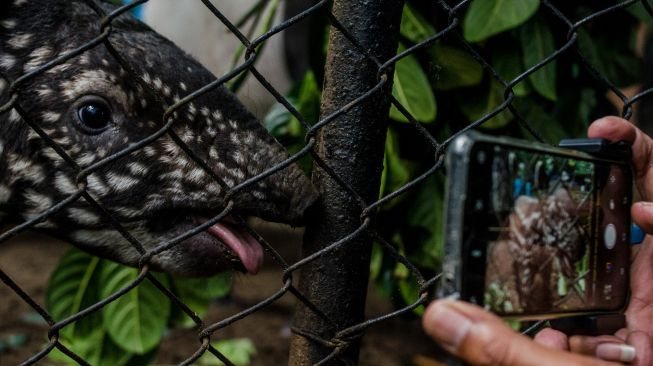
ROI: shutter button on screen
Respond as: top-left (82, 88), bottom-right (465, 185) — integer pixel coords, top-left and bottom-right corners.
top-left (604, 224), bottom-right (617, 250)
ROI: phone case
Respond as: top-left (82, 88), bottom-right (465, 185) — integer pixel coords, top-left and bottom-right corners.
top-left (439, 131), bottom-right (630, 304)
top-left (435, 131), bottom-right (631, 365)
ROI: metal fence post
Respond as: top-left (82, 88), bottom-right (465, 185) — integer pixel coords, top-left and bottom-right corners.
top-left (288, 0), bottom-right (404, 364)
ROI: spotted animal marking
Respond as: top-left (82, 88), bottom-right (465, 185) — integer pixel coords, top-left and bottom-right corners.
top-left (0, 0), bottom-right (318, 276)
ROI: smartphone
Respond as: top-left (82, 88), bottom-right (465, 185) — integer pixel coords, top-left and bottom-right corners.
top-left (440, 132), bottom-right (632, 319)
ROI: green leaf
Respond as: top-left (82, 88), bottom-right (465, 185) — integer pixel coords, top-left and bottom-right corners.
top-left (625, 1), bottom-right (653, 28)
top-left (170, 294), bottom-right (210, 328)
top-left (394, 261), bottom-right (409, 280)
top-left (461, 80), bottom-right (513, 129)
top-left (577, 88), bottom-right (598, 129)
top-left (172, 272), bottom-right (233, 327)
top-left (100, 263), bottom-right (171, 354)
top-left (463, 0), bottom-right (540, 42)
top-left (174, 272), bottom-right (233, 301)
top-left (429, 44), bottom-right (484, 90)
top-left (370, 242), bottom-right (384, 280)
top-left (199, 338), bottom-right (257, 366)
top-left (398, 276), bottom-right (424, 316)
top-left (577, 29), bottom-right (641, 87)
top-left (520, 17), bottom-right (557, 101)
top-left (400, 4), bottom-right (435, 43)
top-left (374, 267), bottom-right (396, 300)
top-left (514, 98), bottom-right (567, 143)
top-left (293, 71), bottom-right (321, 127)
top-left (390, 46), bottom-right (437, 123)
top-left (264, 96), bottom-right (298, 138)
top-left (263, 71), bottom-right (319, 174)
top-left (228, 0), bottom-right (281, 92)
top-left (379, 128), bottom-right (412, 206)
top-left (390, 234), bottom-right (425, 316)
top-left (46, 249), bottom-right (104, 340)
top-left (49, 329), bottom-right (136, 366)
top-left (405, 175), bottom-right (444, 270)
top-left (492, 45), bottom-right (529, 97)
top-left (264, 71), bottom-right (320, 139)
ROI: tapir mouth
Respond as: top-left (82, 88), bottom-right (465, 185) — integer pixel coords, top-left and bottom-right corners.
top-left (140, 210), bottom-right (266, 275)
top-left (131, 180), bottom-right (317, 277)
top-left (204, 216), bottom-right (264, 274)
top-left (138, 179), bottom-right (318, 275)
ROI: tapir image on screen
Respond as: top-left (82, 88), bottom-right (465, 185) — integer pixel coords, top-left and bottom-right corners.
top-left (440, 132), bottom-right (632, 319)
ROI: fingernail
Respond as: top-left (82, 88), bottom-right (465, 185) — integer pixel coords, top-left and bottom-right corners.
top-left (424, 302), bottom-right (472, 349)
top-left (596, 343), bottom-right (636, 363)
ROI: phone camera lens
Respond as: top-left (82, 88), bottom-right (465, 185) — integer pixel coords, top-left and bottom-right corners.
top-left (604, 223), bottom-right (617, 250)
top-left (474, 199), bottom-right (484, 211)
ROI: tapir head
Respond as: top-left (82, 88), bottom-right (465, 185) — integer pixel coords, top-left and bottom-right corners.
top-left (0, 0), bottom-right (318, 276)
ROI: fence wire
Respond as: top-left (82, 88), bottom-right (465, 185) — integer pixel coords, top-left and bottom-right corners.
top-left (1, 0), bottom-right (652, 365)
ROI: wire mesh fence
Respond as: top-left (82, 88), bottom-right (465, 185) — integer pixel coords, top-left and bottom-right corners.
top-left (1, 0), bottom-right (652, 365)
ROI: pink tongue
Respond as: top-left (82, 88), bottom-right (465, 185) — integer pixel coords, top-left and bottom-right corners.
top-left (207, 222), bottom-right (264, 274)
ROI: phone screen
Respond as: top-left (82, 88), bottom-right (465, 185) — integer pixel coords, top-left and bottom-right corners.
top-left (462, 142), bottom-right (631, 316)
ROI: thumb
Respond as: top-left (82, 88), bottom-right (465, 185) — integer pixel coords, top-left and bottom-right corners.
top-left (632, 201), bottom-right (653, 234)
top-left (422, 300), bottom-right (620, 366)
top-left (534, 328), bottom-right (570, 351)
top-left (588, 116), bottom-right (653, 200)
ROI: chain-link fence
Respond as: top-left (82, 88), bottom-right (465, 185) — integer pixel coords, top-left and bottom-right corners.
top-left (1, 0), bottom-right (652, 365)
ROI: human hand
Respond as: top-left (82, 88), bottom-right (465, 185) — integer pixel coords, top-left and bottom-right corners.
top-left (531, 116), bottom-right (653, 365)
top-left (422, 299), bottom-right (622, 365)
top-left (422, 116), bottom-right (653, 365)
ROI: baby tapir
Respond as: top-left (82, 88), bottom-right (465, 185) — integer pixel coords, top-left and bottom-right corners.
top-left (0, 0), bottom-right (318, 277)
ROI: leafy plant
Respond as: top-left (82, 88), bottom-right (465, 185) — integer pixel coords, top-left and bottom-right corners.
top-left (43, 2), bottom-right (646, 363)
top-left (463, 0), bottom-right (540, 42)
top-left (45, 249), bottom-right (241, 365)
top-left (266, 0), bottom-right (645, 313)
top-left (198, 339), bottom-right (257, 366)
top-left (390, 45), bottom-right (437, 123)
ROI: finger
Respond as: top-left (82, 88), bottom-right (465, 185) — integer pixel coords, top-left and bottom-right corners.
top-left (422, 300), bottom-right (619, 366)
top-left (535, 328), bottom-right (570, 351)
top-left (587, 116), bottom-right (638, 145)
top-left (568, 335), bottom-right (635, 363)
top-left (597, 343), bottom-right (638, 364)
top-left (625, 236), bottom-right (653, 308)
top-left (616, 328), bottom-right (630, 341)
top-left (632, 202), bottom-right (653, 234)
top-left (569, 335), bottom-right (626, 355)
top-left (625, 331), bottom-right (652, 366)
top-left (588, 116), bottom-right (653, 200)
top-left (629, 243), bottom-right (642, 262)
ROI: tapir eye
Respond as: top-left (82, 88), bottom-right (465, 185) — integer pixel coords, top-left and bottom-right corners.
top-left (74, 97), bottom-right (112, 133)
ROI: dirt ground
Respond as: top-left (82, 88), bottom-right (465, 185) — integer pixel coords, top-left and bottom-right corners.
top-left (0, 224), bottom-right (437, 366)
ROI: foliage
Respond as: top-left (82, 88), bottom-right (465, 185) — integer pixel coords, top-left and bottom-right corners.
top-left (463, 0), bottom-right (540, 42)
top-left (198, 339), bottom-right (257, 366)
top-left (46, 249), bottom-right (241, 365)
top-left (42, 2), bottom-right (647, 363)
top-left (390, 45), bottom-right (437, 123)
top-left (266, 0), bottom-right (644, 313)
